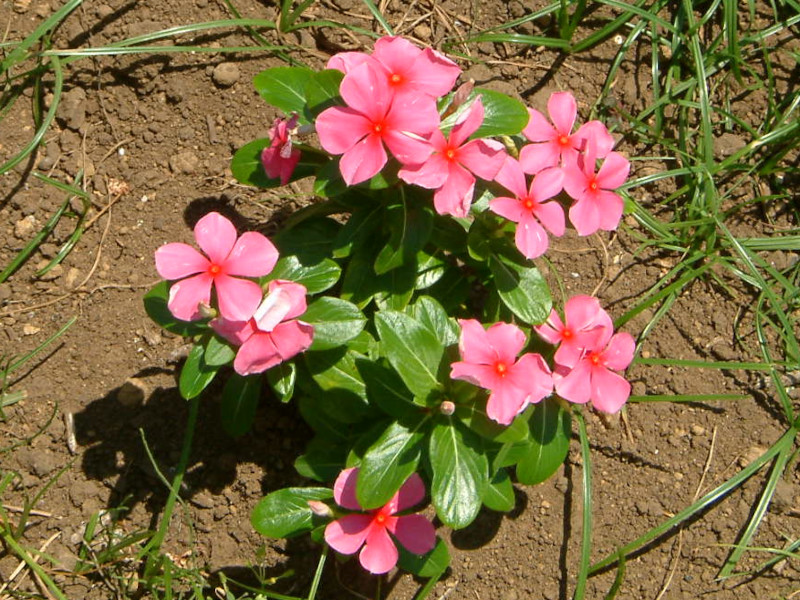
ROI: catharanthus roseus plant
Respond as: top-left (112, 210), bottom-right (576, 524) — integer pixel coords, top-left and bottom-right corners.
top-left (144, 35), bottom-right (637, 588)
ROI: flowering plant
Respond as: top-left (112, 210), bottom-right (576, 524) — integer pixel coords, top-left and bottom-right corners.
top-left (144, 36), bottom-right (636, 585)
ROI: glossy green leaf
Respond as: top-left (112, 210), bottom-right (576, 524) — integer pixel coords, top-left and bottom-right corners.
top-left (415, 250), bottom-right (446, 290)
top-left (253, 67), bottom-right (315, 122)
top-left (516, 398), bottom-right (572, 485)
top-left (143, 281), bottom-right (206, 337)
top-left (374, 261), bottom-right (417, 311)
top-left (397, 537), bottom-right (451, 578)
top-left (489, 254), bottom-right (552, 325)
top-left (483, 469), bottom-right (515, 512)
top-left (221, 374), bottom-right (261, 437)
top-left (230, 139), bottom-right (324, 188)
top-left (251, 487), bottom-right (333, 538)
top-left (269, 255), bottom-right (341, 294)
top-left (274, 218), bottom-right (341, 266)
top-left (458, 398), bottom-right (531, 444)
top-left (303, 297), bottom-right (366, 351)
top-left (298, 394), bottom-right (350, 441)
top-left (295, 438), bottom-right (348, 482)
top-left (357, 419), bottom-right (427, 509)
top-left (178, 344), bottom-right (219, 400)
top-left (374, 200), bottom-right (434, 275)
top-left (408, 296), bottom-right (459, 347)
top-left (305, 69), bottom-right (344, 118)
top-left (332, 204), bottom-right (384, 259)
top-left (303, 349), bottom-right (372, 423)
top-left (267, 361), bottom-right (295, 402)
top-left (440, 89), bottom-right (529, 138)
top-left (356, 359), bottom-right (418, 420)
top-left (430, 420), bottom-right (488, 529)
top-left (375, 311), bottom-right (444, 400)
top-left (204, 334), bottom-right (235, 367)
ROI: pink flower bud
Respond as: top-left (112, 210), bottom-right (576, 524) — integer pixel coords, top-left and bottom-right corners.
top-left (307, 500), bottom-right (332, 518)
top-left (439, 400), bottom-right (456, 416)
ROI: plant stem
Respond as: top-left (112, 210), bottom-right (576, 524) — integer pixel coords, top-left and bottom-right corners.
top-left (142, 395), bottom-right (201, 576)
top-left (1, 530), bottom-right (69, 600)
top-left (573, 410), bottom-right (593, 600)
top-left (307, 545), bottom-right (327, 600)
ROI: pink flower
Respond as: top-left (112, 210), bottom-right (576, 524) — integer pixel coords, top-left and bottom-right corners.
top-left (489, 158), bottom-right (565, 259)
top-left (211, 280), bottom-right (314, 376)
top-left (399, 98), bottom-right (506, 218)
top-left (327, 36), bottom-right (461, 99)
top-left (450, 319), bottom-right (553, 425)
top-left (554, 328), bottom-right (636, 414)
top-left (324, 468), bottom-right (436, 575)
top-left (260, 114), bottom-right (301, 185)
top-left (155, 212), bottom-right (279, 322)
top-left (316, 62), bottom-right (440, 185)
top-left (518, 91), bottom-right (615, 173)
top-left (562, 140), bottom-right (630, 236)
top-left (535, 295), bottom-right (613, 369)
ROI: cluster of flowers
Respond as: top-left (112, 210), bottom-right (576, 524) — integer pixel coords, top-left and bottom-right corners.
top-left (154, 212), bottom-right (313, 376)
top-left (451, 295), bottom-right (635, 426)
top-left (263, 36), bottom-right (631, 259)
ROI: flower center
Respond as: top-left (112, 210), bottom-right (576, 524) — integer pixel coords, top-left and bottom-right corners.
top-left (588, 178), bottom-right (599, 192)
top-left (389, 73), bottom-right (403, 85)
top-left (588, 352), bottom-right (603, 366)
top-left (372, 121), bottom-right (385, 135)
top-left (494, 361), bottom-right (509, 377)
top-left (375, 512), bottom-right (387, 525)
top-left (208, 263), bottom-right (222, 276)
top-left (522, 196), bottom-right (536, 210)
top-left (444, 147), bottom-right (457, 161)
top-left (557, 134), bottom-right (570, 147)
top-left (562, 328), bottom-right (573, 340)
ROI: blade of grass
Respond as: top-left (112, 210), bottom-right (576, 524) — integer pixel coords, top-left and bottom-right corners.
top-left (361, 0), bottom-right (394, 35)
top-left (572, 410), bottom-right (593, 600)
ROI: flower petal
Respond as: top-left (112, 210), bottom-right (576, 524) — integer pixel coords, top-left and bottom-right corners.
top-left (514, 213), bottom-right (550, 259)
top-left (509, 353), bottom-right (553, 402)
top-left (395, 472), bottom-right (426, 511)
top-left (484, 321), bottom-right (527, 364)
top-left (489, 196), bottom-right (525, 224)
top-left (325, 513), bottom-right (372, 555)
top-left (534, 310), bottom-right (564, 346)
top-left (518, 141), bottom-right (560, 174)
top-left (458, 139), bottom-right (506, 181)
top-left (522, 107), bottom-right (556, 142)
top-left (597, 151), bottom-right (630, 190)
top-left (494, 157), bottom-right (528, 199)
top-left (555, 359), bottom-right (593, 404)
top-left (339, 133), bottom-right (389, 185)
top-left (534, 200), bottom-right (566, 236)
top-left (270, 320), bottom-right (314, 362)
top-left (407, 48), bottom-right (461, 96)
top-left (562, 164), bottom-right (589, 202)
top-left (449, 98), bottom-right (485, 148)
top-left (596, 191), bottom-right (624, 232)
top-left (450, 361), bottom-right (500, 390)
top-left (214, 274), bottom-right (263, 322)
top-left (194, 212), bottom-right (237, 265)
top-left (486, 382), bottom-right (528, 425)
top-left (391, 514), bottom-right (436, 555)
top-left (590, 367), bottom-right (631, 413)
top-left (573, 120), bottom-right (615, 157)
top-left (456, 319), bottom-right (496, 365)
top-left (155, 243), bottom-right (209, 280)
top-left (530, 167), bottom-right (564, 202)
top-left (564, 296), bottom-right (604, 331)
top-left (432, 165), bottom-right (475, 218)
top-left (547, 91), bottom-right (577, 135)
top-left (603, 332), bottom-right (635, 371)
top-left (333, 467), bottom-right (362, 511)
top-left (340, 62), bottom-right (392, 120)
top-left (385, 92), bottom-right (440, 136)
top-left (167, 273), bottom-right (213, 321)
top-left (397, 148), bottom-right (449, 189)
top-left (232, 332), bottom-right (282, 375)
top-left (569, 196), bottom-right (601, 236)
top-left (360, 525), bottom-right (399, 574)
top-left (327, 51), bottom-right (373, 74)
top-left (211, 317), bottom-right (256, 346)
top-left (224, 232), bottom-right (279, 277)
top-left (316, 106), bottom-right (372, 155)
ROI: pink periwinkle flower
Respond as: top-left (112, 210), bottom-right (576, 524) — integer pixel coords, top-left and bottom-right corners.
top-left (554, 326), bottom-right (636, 414)
top-left (324, 468), bottom-right (436, 575)
top-left (562, 139), bottom-right (631, 236)
top-left (316, 61), bottom-right (440, 186)
top-left (211, 280), bottom-right (314, 376)
top-left (450, 319), bottom-right (553, 425)
top-left (489, 157), bottom-right (565, 259)
top-left (327, 36), bottom-right (461, 99)
top-left (399, 98), bottom-right (506, 218)
top-left (155, 212), bottom-right (279, 322)
top-left (260, 114), bottom-right (301, 185)
top-left (535, 295), bottom-right (613, 369)
top-left (518, 91), bottom-right (615, 174)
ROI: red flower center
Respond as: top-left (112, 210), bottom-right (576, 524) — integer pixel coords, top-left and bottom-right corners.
top-left (558, 134), bottom-right (570, 147)
top-left (372, 121), bottom-right (385, 135)
top-left (562, 327), bottom-right (573, 340)
top-left (208, 263), bottom-right (222, 276)
top-left (444, 147), bottom-right (457, 161)
top-left (389, 73), bottom-right (403, 85)
top-left (374, 512), bottom-right (388, 525)
top-left (588, 178), bottom-right (599, 192)
top-left (522, 196), bottom-right (536, 210)
top-left (494, 361), bottom-right (509, 377)
top-left (588, 351), bottom-right (603, 366)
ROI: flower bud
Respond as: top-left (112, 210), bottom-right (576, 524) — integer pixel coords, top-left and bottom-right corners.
top-left (307, 500), bottom-right (332, 518)
top-left (197, 302), bottom-right (217, 319)
top-left (439, 400), bottom-right (456, 416)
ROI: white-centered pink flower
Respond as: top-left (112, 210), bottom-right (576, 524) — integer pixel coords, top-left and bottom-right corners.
top-left (535, 295), bottom-right (613, 369)
top-left (154, 212), bottom-right (278, 322)
top-left (211, 280), bottom-right (314, 376)
top-left (518, 91), bottom-right (615, 174)
top-left (450, 319), bottom-right (553, 425)
top-left (327, 36), bottom-right (461, 99)
top-left (489, 158), bottom-right (565, 259)
top-left (325, 468), bottom-right (436, 575)
top-left (399, 98), bottom-right (506, 218)
top-left (562, 139), bottom-right (630, 236)
top-left (260, 114), bottom-right (301, 185)
top-left (554, 328), bottom-right (635, 414)
top-left (316, 61), bottom-right (440, 186)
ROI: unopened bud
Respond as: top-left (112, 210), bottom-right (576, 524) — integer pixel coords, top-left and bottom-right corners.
top-left (197, 302), bottom-right (217, 319)
top-left (307, 500), bottom-right (332, 518)
top-left (451, 79), bottom-right (474, 110)
top-left (439, 400), bottom-right (456, 416)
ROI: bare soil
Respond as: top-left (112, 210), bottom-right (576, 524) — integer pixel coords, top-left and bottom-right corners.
top-left (1, 1), bottom-right (799, 599)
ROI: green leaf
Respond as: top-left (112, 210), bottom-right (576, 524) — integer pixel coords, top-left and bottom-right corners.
top-left (303, 297), bottom-right (367, 351)
top-left (356, 359), bottom-right (418, 420)
top-left (516, 398), bottom-right (572, 485)
top-left (298, 394), bottom-right (350, 441)
top-left (178, 344), bottom-right (218, 400)
top-left (230, 139), bottom-right (324, 188)
top-left (295, 437), bottom-right (348, 482)
top-left (397, 537), bottom-right (451, 578)
top-left (483, 469), bottom-right (515, 512)
top-left (375, 311), bottom-right (444, 400)
top-left (374, 261), bottom-right (417, 311)
top-left (415, 250), bottom-right (446, 290)
top-left (253, 67), bottom-right (315, 123)
top-left (221, 374), bottom-right (262, 437)
top-left (429, 420), bottom-right (488, 529)
top-left (408, 296), bottom-right (459, 347)
top-left (267, 361), bottom-right (295, 402)
top-left (489, 254), bottom-right (552, 325)
top-left (356, 419), bottom-right (427, 509)
top-left (440, 89), bottom-right (530, 138)
top-left (305, 69), bottom-right (344, 119)
top-left (374, 199), bottom-right (434, 275)
top-left (269, 255), bottom-right (341, 294)
top-left (458, 398), bottom-right (531, 443)
top-left (251, 487), bottom-right (333, 539)
top-left (204, 334), bottom-right (235, 367)
top-left (332, 204), bottom-right (384, 259)
top-left (143, 281), bottom-right (206, 337)
top-left (275, 218), bottom-right (341, 266)
top-left (303, 349), bottom-right (372, 423)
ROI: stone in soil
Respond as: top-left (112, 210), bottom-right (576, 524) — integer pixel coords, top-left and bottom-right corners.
top-left (212, 62), bottom-right (240, 87)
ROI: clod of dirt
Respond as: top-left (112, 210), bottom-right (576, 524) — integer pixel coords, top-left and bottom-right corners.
top-left (64, 267), bottom-right (81, 290)
top-left (35, 261), bottom-right (63, 282)
top-left (22, 323), bottom-right (41, 336)
top-left (14, 215), bottom-right (37, 239)
top-left (771, 479), bottom-right (797, 514)
top-left (16, 447), bottom-right (58, 477)
top-left (57, 87), bottom-right (88, 131)
top-left (117, 378), bottom-right (148, 406)
top-left (0, 283), bottom-right (11, 303)
top-left (212, 62), bottom-right (240, 88)
top-left (714, 132), bottom-right (747, 158)
top-left (169, 151), bottom-right (200, 174)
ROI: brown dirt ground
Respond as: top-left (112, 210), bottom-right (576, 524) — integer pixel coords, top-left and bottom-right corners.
top-left (1, 1), bottom-right (799, 599)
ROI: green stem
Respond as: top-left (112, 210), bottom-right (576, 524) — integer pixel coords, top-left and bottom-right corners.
top-left (307, 546), bottom-right (327, 600)
top-left (142, 395), bottom-right (201, 575)
top-left (1, 530), bottom-right (69, 600)
top-left (573, 410), bottom-right (593, 600)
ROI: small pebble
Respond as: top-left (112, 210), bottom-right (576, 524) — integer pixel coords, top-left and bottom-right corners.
top-left (212, 62), bottom-right (240, 87)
